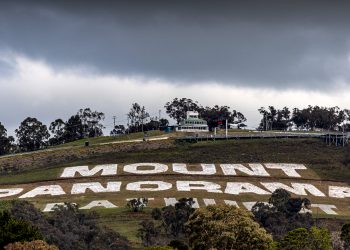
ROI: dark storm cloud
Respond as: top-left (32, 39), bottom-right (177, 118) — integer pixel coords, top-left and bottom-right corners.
top-left (1, 0), bottom-right (350, 89)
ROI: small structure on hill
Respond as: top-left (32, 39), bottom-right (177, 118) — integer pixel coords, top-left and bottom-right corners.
top-left (176, 111), bottom-right (209, 132)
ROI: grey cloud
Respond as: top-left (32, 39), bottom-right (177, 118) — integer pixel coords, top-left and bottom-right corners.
top-left (1, 0), bottom-right (350, 89)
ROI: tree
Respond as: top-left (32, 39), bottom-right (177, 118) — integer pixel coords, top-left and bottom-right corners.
top-left (0, 122), bottom-right (15, 155)
top-left (77, 108), bottom-right (105, 137)
top-left (199, 105), bottom-right (246, 130)
top-left (278, 227), bottom-right (332, 250)
top-left (138, 220), bottom-right (162, 247)
top-left (159, 118), bottom-right (169, 128)
top-left (258, 106), bottom-right (291, 131)
top-left (110, 125), bottom-right (125, 136)
top-left (15, 117), bottom-right (50, 151)
top-left (127, 103), bottom-right (150, 132)
top-left (0, 210), bottom-right (43, 249)
top-left (252, 189), bottom-right (313, 240)
top-left (164, 98), bottom-right (200, 124)
top-left (186, 205), bottom-right (273, 250)
top-left (160, 198), bottom-right (195, 238)
top-left (49, 119), bottom-right (66, 145)
top-left (139, 198), bottom-right (195, 247)
top-left (63, 114), bottom-right (84, 142)
top-left (341, 223), bottom-right (350, 250)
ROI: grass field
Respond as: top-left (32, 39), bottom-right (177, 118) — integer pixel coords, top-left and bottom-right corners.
top-left (50, 130), bottom-right (166, 148)
top-left (1, 136), bottom-right (350, 248)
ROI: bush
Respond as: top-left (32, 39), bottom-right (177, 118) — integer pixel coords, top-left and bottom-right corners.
top-left (0, 210), bottom-right (43, 249)
top-left (341, 223), bottom-right (350, 250)
top-left (151, 208), bottom-right (162, 220)
top-left (168, 239), bottom-right (188, 250)
top-left (127, 198), bottom-right (148, 212)
top-left (4, 240), bottom-right (58, 250)
top-left (10, 200), bottom-right (129, 250)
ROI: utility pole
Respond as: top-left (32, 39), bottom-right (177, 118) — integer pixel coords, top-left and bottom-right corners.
top-left (112, 116), bottom-right (116, 128)
top-left (141, 109), bottom-right (145, 132)
top-left (158, 110), bottom-right (162, 129)
top-left (225, 119), bottom-right (228, 139)
top-left (126, 114), bottom-right (130, 135)
top-left (343, 123), bottom-right (345, 147)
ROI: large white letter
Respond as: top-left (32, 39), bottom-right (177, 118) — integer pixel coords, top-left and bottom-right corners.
top-left (126, 181), bottom-right (172, 191)
top-left (264, 163), bottom-right (307, 177)
top-left (220, 164), bottom-right (270, 176)
top-left (71, 182), bottom-right (121, 194)
top-left (0, 188), bottom-right (23, 198)
top-left (329, 186), bottom-right (350, 198)
top-left (261, 182), bottom-right (325, 197)
top-left (19, 185), bottom-right (66, 198)
top-left (60, 164), bottom-right (118, 178)
top-left (80, 200), bottom-right (118, 210)
top-left (123, 163), bottom-right (168, 174)
top-left (225, 182), bottom-right (270, 195)
top-left (312, 204), bottom-right (338, 215)
top-left (173, 164), bottom-right (216, 175)
top-left (176, 181), bottom-right (222, 193)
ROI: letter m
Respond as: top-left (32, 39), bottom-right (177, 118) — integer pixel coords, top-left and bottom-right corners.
top-left (60, 164), bottom-right (118, 178)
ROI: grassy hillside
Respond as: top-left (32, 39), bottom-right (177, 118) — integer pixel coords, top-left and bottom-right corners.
top-left (1, 138), bottom-right (349, 184)
top-left (1, 137), bottom-right (350, 248)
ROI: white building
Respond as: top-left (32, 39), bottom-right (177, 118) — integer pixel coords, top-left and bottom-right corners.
top-left (176, 111), bottom-right (209, 132)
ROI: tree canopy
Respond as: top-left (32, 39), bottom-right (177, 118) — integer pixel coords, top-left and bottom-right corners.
top-left (0, 122), bottom-right (15, 155)
top-left (186, 204), bottom-right (273, 250)
top-left (252, 188), bottom-right (313, 239)
top-left (278, 227), bottom-right (332, 250)
top-left (15, 117), bottom-right (50, 151)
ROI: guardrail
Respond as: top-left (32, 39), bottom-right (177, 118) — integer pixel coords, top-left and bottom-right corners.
top-left (175, 132), bottom-right (323, 143)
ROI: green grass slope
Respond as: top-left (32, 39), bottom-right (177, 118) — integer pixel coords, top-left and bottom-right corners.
top-left (1, 137), bottom-right (350, 248)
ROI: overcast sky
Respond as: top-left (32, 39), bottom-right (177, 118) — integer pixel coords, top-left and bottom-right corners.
top-left (1, 0), bottom-right (350, 135)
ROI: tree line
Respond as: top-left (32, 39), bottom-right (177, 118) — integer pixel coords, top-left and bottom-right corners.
top-left (258, 105), bottom-right (350, 131)
top-left (1, 98), bottom-right (350, 155)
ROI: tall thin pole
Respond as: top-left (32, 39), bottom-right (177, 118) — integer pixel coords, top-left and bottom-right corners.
top-left (112, 116), bottom-right (116, 128)
top-left (126, 114), bottom-right (130, 134)
top-left (343, 123), bottom-right (345, 147)
top-left (225, 119), bottom-right (228, 139)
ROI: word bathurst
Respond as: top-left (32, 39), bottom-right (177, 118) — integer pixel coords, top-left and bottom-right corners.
top-left (0, 163), bottom-right (349, 214)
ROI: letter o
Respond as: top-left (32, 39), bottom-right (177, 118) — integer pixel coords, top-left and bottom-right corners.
top-left (123, 163), bottom-right (168, 174)
top-left (126, 181), bottom-right (172, 191)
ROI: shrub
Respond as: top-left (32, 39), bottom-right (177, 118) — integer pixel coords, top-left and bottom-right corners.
top-left (0, 210), bottom-right (42, 249)
top-left (4, 240), bottom-right (58, 250)
top-left (127, 198), bottom-right (148, 212)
